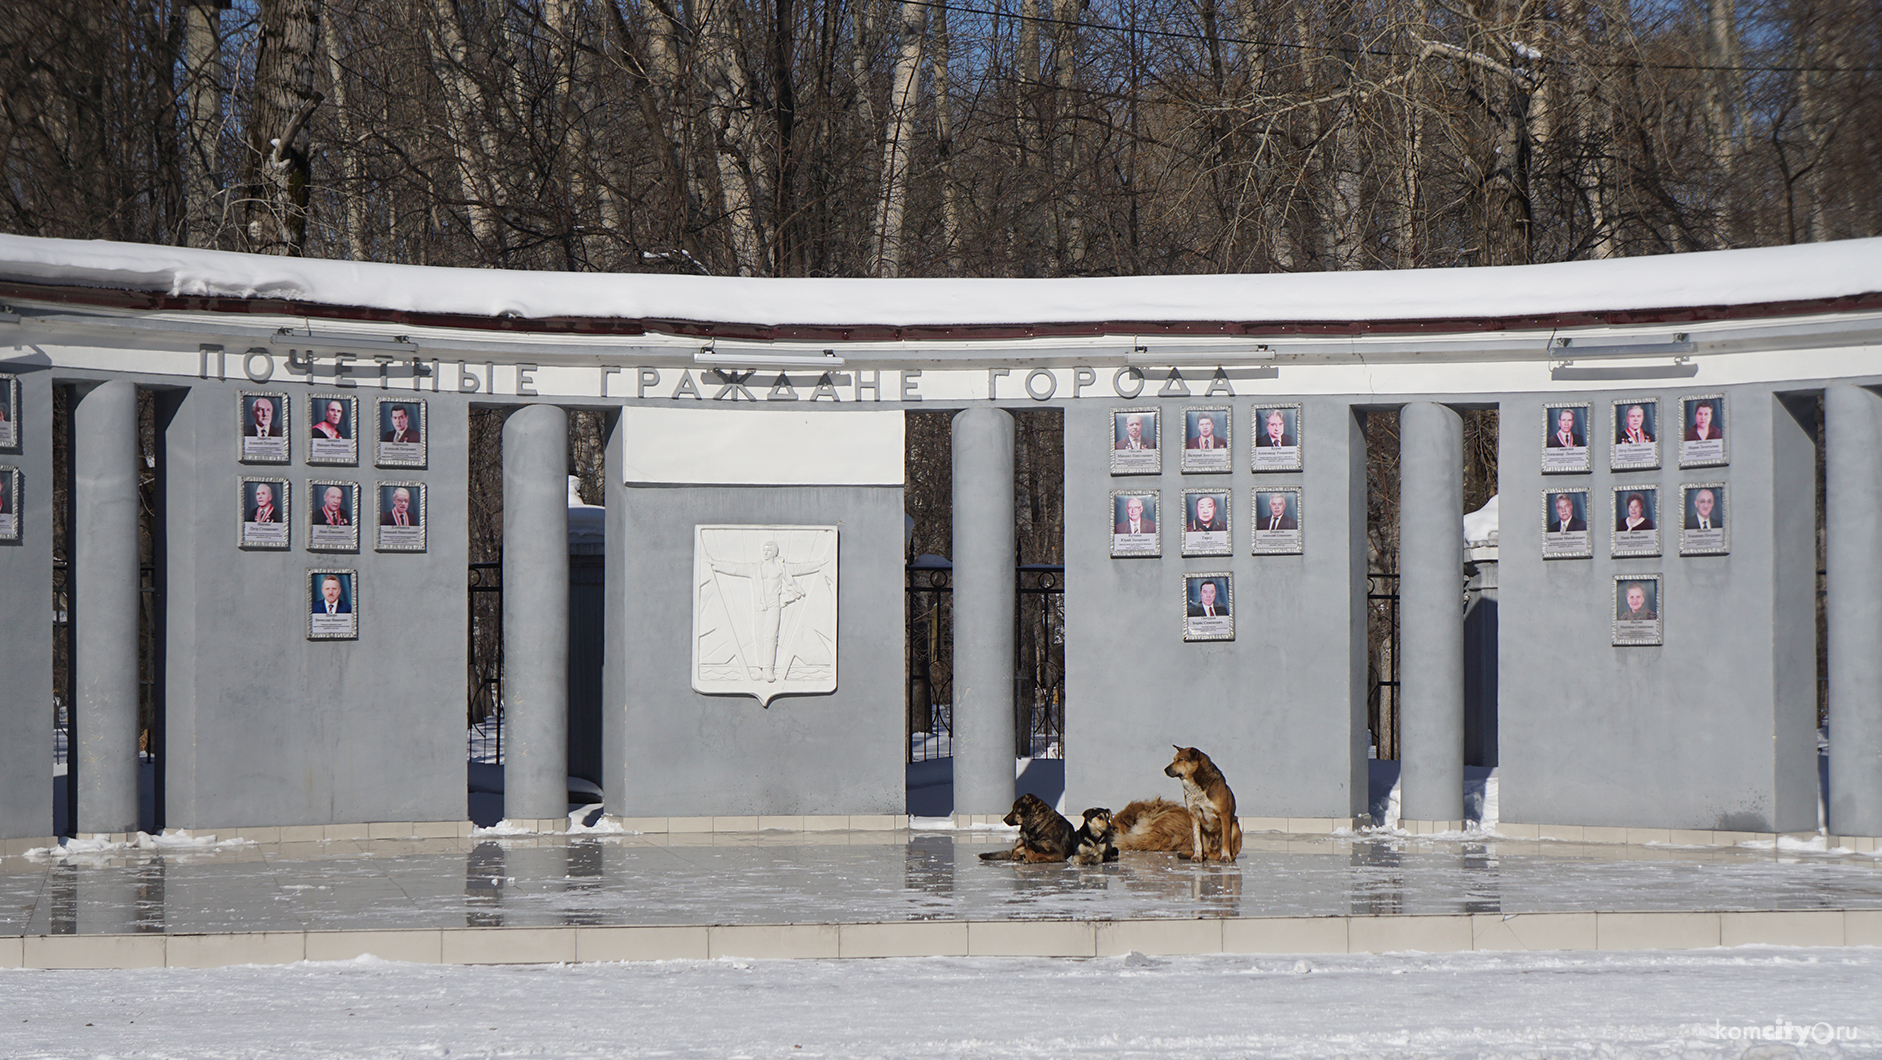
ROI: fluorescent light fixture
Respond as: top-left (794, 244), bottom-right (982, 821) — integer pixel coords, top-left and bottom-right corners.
top-left (1125, 344), bottom-right (1277, 366)
top-left (271, 329), bottom-right (418, 354)
top-left (1553, 333), bottom-right (1693, 357)
top-left (695, 348), bottom-right (846, 369)
top-left (1551, 362), bottom-right (1699, 381)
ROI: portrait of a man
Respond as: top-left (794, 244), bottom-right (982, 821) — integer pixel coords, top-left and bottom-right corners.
top-left (314, 572), bottom-right (352, 614)
top-left (1685, 487), bottom-right (1723, 529)
top-left (239, 391), bottom-right (290, 464)
top-left (1188, 579), bottom-right (1225, 617)
top-left (381, 485), bottom-right (416, 525)
top-left (248, 482), bottom-right (279, 522)
top-left (1617, 403), bottom-right (1653, 444)
top-left (376, 398), bottom-right (428, 469)
top-left (1551, 492), bottom-right (1586, 533)
top-left (1547, 406), bottom-right (1584, 448)
top-left (309, 569), bottom-right (360, 639)
top-left (1186, 411), bottom-right (1224, 449)
top-left (383, 403), bottom-right (421, 444)
top-left (313, 399), bottom-right (350, 440)
top-left (316, 484), bottom-right (351, 526)
top-left (1115, 412), bottom-right (1156, 450)
top-left (1183, 573), bottom-right (1234, 640)
top-left (1251, 404), bottom-right (1303, 472)
top-left (1115, 494), bottom-right (1155, 534)
top-left (1110, 491), bottom-right (1160, 557)
top-left (1186, 493), bottom-right (1226, 532)
top-left (248, 396), bottom-right (280, 437)
top-left (1259, 491), bottom-right (1297, 532)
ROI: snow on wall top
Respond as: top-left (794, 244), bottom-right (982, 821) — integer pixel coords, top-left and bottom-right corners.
top-left (2, 233), bottom-right (1879, 328)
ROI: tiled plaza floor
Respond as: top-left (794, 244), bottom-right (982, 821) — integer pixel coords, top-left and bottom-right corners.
top-left (6, 826), bottom-right (1881, 938)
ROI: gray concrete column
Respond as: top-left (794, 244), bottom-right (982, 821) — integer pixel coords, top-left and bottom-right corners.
top-left (1398, 402), bottom-right (1465, 823)
top-left (502, 405), bottom-right (570, 822)
top-left (73, 379), bottom-right (142, 836)
top-left (951, 407), bottom-right (1015, 818)
top-left (1827, 383), bottom-right (1882, 837)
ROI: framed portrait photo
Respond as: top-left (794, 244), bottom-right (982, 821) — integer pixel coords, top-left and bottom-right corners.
top-left (1678, 394), bottom-right (1728, 469)
top-left (0, 465), bottom-right (20, 541)
top-left (1252, 487), bottom-right (1303, 555)
top-left (375, 481), bottom-right (427, 552)
top-left (237, 477), bottom-right (290, 550)
top-left (1613, 574), bottom-right (1663, 647)
top-left (1180, 405), bottom-right (1232, 474)
top-left (1679, 482), bottom-right (1729, 556)
top-left (306, 393), bottom-right (359, 466)
top-left (1251, 403), bottom-right (1302, 472)
top-left (1180, 489), bottom-right (1231, 556)
top-left (375, 397), bottom-right (428, 469)
top-left (1109, 489), bottom-right (1161, 558)
top-left (1541, 488), bottom-right (1592, 560)
top-left (1610, 398), bottom-right (1660, 472)
top-left (309, 568), bottom-right (359, 640)
top-left (0, 373), bottom-right (19, 450)
top-left (1183, 573), bottom-right (1233, 642)
top-left (307, 480), bottom-right (360, 552)
top-left (238, 391), bottom-right (290, 464)
top-left (1110, 408), bottom-right (1161, 475)
top-left (1610, 485), bottom-right (1661, 558)
top-left (1541, 402), bottom-right (1591, 474)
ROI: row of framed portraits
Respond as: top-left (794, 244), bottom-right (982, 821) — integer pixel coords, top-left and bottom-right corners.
top-left (1111, 488), bottom-right (1302, 557)
top-left (309, 569), bottom-right (360, 640)
top-left (240, 478), bottom-right (428, 553)
top-left (1543, 483), bottom-right (1728, 559)
top-left (1110, 405), bottom-right (1302, 476)
top-left (239, 391), bottom-right (428, 469)
top-left (1541, 395), bottom-right (1728, 474)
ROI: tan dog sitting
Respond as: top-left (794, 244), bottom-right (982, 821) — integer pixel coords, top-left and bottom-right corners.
top-left (1164, 746), bottom-right (1243, 861)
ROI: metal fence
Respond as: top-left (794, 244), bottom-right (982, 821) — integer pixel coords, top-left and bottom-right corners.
top-left (467, 559), bottom-right (503, 762)
top-left (906, 563), bottom-right (1065, 763)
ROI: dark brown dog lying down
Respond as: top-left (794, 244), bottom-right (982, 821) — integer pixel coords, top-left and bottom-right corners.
top-left (979, 793), bottom-right (1077, 862)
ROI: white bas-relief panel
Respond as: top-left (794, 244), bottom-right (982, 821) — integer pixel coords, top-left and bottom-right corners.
top-left (693, 525), bottom-right (838, 706)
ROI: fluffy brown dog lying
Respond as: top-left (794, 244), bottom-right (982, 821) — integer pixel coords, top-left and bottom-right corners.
top-left (1111, 797), bottom-right (1194, 852)
top-left (1165, 745), bottom-right (1243, 861)
top-left (979, 793), bottom-right (1077, 862)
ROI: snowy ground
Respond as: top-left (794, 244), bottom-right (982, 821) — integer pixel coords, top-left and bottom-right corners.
top-left (3, 948), bottom-right (1879, 1058)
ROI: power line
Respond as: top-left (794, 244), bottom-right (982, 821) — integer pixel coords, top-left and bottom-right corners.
top-left (904, 0), bottom-right (1882, 77)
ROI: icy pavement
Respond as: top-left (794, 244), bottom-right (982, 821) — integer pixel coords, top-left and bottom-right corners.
top-left (2, 948), bottom-right (1879, 1058)
top-left (4, 827), bottom-right (1880, 937)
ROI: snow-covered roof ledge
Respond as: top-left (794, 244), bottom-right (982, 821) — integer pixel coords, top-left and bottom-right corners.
top-left (1, 234), bottom-right (1879, 339)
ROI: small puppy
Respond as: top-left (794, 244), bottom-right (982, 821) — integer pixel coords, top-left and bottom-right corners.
top-left (979, 793), bottom-right (1076, 863)
top-left (1164, 745), bottom-right (1243, 862)
top-left (1111, 797), bottom-right (1194, 853)
top-left (1070, 807), bottom-right (1119, 865)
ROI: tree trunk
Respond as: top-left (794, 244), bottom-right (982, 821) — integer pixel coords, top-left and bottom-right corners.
top-left (245, 0), bottom-right (321, 256)
top-left (182, 0), bottom-right (225, 249)
top-left (319, 8), bottom-right (366, 261)
top-left (871, 0), bottom-right (924, 276)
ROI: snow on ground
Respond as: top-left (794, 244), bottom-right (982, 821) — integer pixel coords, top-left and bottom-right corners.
top-left (2, 948), bottom-right (1878, 1058)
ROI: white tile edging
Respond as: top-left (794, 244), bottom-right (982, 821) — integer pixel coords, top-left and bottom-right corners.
top-left (4, 910), bottom-right (1874, 969)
